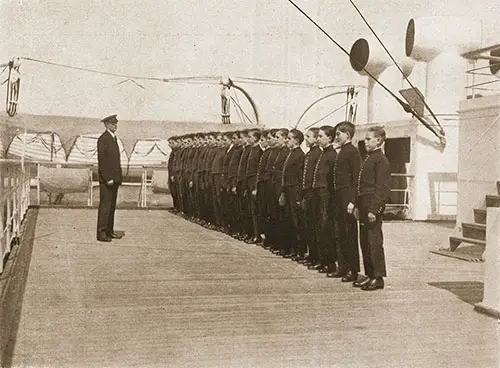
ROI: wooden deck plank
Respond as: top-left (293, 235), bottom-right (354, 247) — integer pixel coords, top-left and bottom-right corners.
top-left (8, 209), bottom-right (500, 368)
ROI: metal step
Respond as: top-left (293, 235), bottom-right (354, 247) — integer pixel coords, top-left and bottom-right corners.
top-left (462, 222), bottom-right (486, 241)
top-left (485, 195), bottom-right (500, 207)
top-left (473, 209), bottom-right (486, 225)
top-left (449, 235), bottom-right (486, 252)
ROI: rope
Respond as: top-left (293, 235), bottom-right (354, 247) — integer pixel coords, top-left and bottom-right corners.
top-left (14, 133), bottom-right (64, 153)
top-left (71, 142), bottom-right (98, 159)
top-left (132, 143), bottom-right (169, 157)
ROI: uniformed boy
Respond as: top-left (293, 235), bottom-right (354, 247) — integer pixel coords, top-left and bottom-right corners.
top-left (330, 121), bottom-right (362, 281)
top-left (355, 126), bottom-right (391, 291)
top-left (300, 128), bottom-right (322, 268)
top-left (245, 129), bottom-right (264, 244)
top-left (311, 126), bottom-right (337, 273)
top-left (280, 129), bottom-right (305, 258)
top-left (270, 128), bottom-right (290, 255)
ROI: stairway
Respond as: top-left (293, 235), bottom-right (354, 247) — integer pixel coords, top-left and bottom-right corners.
top-left (449, 182), bottom-right (500, 251)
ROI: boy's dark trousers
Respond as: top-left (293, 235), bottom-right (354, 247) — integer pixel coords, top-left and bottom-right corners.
top-left (334, 189), bottom-right (359, 274)
top-left (358, 195), bottom-right (387, 278)
top-left (312, 188), bottom-right (332, 267)
top-left (302, 189), bottom-right (317, 263)
top-left (248, 192), bottom-right (259, 239)
top-left (212, 174), bottom-right (223, 226)
top-left (283, 186), bottom-right (304, 256)
top-left (237, 182), bottom-right (251, 237)
top-left (221, 186), bottom-right (231, 231)
top-left (274, 182), bottom-right (287, 251)
top-left (230, 186), bottom-right (241, 234)
top-left (324, 194), bottom-right (338, 269)
top-left (262, 180), bottom-right (274, 246)
top-left (266, 183), bottom-right (281, 249)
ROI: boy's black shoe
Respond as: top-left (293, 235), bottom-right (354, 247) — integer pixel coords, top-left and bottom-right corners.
top-left (353, 274), bottom-right (370, 287)
top-left (361, 277), bottom-right (384, 291)
top-left (341, 270), bottom-right (358, 282)
top-left (326, 270), bottom-right (346, 278)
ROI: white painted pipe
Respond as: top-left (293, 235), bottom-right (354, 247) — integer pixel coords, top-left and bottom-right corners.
top-left (405, 16), bottom-right (482, 63)
top-left (349, 37), bottom-right (415, 122)
top-left (405, 16), bottom-right (482, 115)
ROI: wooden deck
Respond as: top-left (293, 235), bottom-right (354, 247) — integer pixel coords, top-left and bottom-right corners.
top-left (5, 208), bottom-right (500, 367)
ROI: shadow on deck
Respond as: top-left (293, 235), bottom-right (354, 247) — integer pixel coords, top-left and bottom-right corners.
top-left (428, 281), bottom-right (484, 306)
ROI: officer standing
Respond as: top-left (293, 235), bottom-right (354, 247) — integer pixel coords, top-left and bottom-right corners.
top-left (97, 114), bottom-right (123, 242)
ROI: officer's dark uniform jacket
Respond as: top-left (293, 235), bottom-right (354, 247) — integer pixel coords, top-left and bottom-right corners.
top-left (97, 130), bottom-right (122, 184)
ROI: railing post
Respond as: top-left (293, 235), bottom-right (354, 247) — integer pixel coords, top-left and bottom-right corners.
top-left (13, 186), bottom-right (18, 238)
top-left (87, 168), bottom-right (91, 207)
top-left (143, 167), bottom-right (147, 207)
top-left (37, 163), bottom-right (40, 205)
top-left (0, 201), bottom-right (4, 274)
top-left (26, 164), bottom-right (31, 208)
top-left (6, 196), bottom-right (11, 254)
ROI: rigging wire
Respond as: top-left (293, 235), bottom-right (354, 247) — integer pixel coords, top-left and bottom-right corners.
top-left (234, 76), bottom-right (318, 89)
top-left (21, 56), bottom-right (223, 84)
top-left (22, 56), bottom-right (368, 90)
top-left (286, 0), bottom-right (445, 145)
top-left (230, 96), bottom-right (255, 124)
top-left (305, 102), bottom-right (349, 130)
top-left (347, 0), bottom-right (444, 136)
top-left (22, 56), bottom-right (161, 81)
top-left (295, 90), bottom-right (348, 128)
top-left (231, 88), bottom-right (245, 124)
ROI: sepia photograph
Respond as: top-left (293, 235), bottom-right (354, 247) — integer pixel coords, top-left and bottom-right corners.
top-left (0, 0), bottom-right (499, 367)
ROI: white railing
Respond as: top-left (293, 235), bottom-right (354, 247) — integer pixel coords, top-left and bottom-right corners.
top-left (138, 165), bottom-right (169, 207)
top-left (0, 161), bottom-right (33, 274)
top-left (387, 173), bottom-right (414, 219)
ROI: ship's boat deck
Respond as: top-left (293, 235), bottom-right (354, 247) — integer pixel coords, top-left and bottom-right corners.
top-left (3, 208), bottom-right (499, 367)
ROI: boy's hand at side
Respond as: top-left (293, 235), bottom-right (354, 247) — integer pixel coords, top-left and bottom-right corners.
top-left (368, 212), bottom-right (376, 223)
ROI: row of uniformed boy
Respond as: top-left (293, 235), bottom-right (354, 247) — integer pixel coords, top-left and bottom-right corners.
top-left (167, 124), bottom-right (391, 290)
